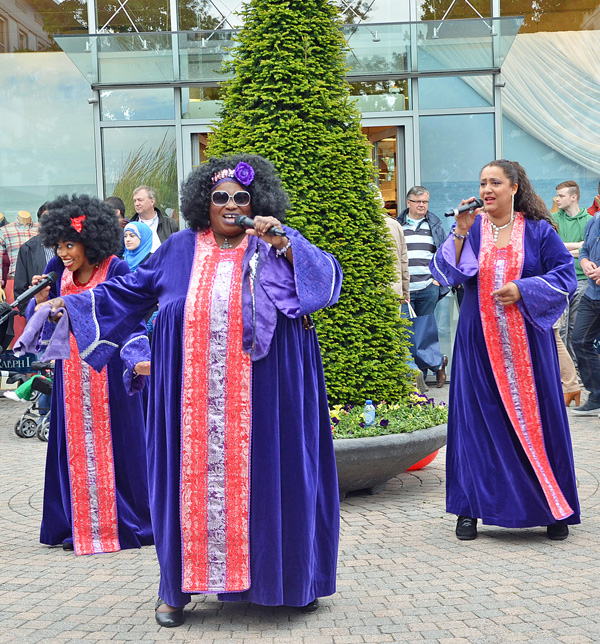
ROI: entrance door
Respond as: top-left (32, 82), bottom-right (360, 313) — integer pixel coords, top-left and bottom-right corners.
top-left (183, 126), bottom-right (410, 216)
top-left (182, 129), bottom-right (211, 177)
top-left (364, 125), bottom-right (407, 218)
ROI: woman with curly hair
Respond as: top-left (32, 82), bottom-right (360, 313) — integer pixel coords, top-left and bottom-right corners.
top-left (431, 159), bottom-right (580, 541)
top-left (39, 154), bottom-right (343, 627)
top-left (27, 194), bottom-right (153, 554)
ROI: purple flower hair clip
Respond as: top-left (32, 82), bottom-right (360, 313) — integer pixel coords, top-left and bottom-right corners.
top-left (211, 162), bottom-right (255, 188)
top-left (233, 162), bottom-right (254, 186)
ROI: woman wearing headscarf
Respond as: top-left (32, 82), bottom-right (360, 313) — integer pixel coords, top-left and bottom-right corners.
top-left (123, 221), bottom-right (153, 272)
top-left (24, 194), bottom-right (153, 554)
top-left (38, 154), bottom-right (343, 627)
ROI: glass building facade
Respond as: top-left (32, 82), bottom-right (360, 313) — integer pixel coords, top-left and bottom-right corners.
top-left (1, 0), bottom-right (599, 359)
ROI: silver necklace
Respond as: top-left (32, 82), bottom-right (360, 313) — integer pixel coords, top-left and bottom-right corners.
top-left (219, 238), bottom-right (232, 249)
top-left (489, 212), bottom-right (515, 242)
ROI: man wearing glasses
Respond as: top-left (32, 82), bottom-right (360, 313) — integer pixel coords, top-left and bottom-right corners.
top-left (397, 186), bottom-right (448, 388)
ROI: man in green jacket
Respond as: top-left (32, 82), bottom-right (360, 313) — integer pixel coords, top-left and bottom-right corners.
top-left (553, 180), bottom-right (592, 363)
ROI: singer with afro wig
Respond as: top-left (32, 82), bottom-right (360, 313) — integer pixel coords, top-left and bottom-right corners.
top-left (25, 193), bottom-right (154, 556)
top-left (35, 154), bottom-right (343, 628)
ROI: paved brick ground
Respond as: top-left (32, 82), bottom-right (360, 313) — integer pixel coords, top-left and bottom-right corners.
top-left (1, 387), bottom-right (600, 643)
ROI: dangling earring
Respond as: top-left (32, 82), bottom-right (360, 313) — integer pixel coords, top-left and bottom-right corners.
top-left (511, 193), bottom-right (515, 216)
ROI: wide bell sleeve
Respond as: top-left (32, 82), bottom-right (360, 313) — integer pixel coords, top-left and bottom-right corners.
top-left (257, 228), bottom-right (343, 317)
top-left (430, 231), bottom-right (480, 288)
top-left (63, 258), bottom-right (156, 384)
top-left (243, 228), bottom-right (343, 361)
top-left (514, 222), bottom-right (577, 333)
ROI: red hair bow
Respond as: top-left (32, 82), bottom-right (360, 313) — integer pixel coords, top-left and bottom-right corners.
top-left (70, 215), bottom-right (86, 233)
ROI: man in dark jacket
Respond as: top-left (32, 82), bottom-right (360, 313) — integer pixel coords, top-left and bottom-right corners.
top-left (397, 186), bottom-right (448, 388)
top-left (131, 186), bottom-right (179, 252)
top-left (572, 213), bottom-right (600, 415)
top-left (14, 203), bottom-right (55, 315)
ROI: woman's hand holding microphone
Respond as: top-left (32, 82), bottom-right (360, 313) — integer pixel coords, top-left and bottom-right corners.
top-left (33, 275), bottom-right (66, 320)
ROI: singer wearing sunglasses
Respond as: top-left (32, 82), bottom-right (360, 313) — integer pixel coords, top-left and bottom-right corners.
top-left (38, 154), bottom-right (343, 628)
top-left (430, 159), bottom-right (580, 543)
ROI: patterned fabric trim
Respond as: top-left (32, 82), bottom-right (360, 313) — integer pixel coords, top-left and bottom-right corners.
top-left (324, 253), bottom-right (337, 306)
top-left (432, 248), bottom-right (451, 287)
top-left (181, 231), bottom-right (252, 593)
top-left (478, 214), bottom-right (573, 521)
top-left (62, 257), bottom-right (121, 555)
top-left (79, 289), bottom-right (119, 361)
top-left (532, 275), bottom-right (570, 298)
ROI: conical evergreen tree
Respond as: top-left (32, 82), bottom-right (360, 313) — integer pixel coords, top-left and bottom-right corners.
top-left (208, 0), bottom-right (413, 404)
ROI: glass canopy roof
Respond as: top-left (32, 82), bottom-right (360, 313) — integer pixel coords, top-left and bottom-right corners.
top-left (55, 17), bottom-right (524, 88)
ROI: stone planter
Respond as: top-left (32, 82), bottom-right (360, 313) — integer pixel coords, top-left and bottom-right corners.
top-left (334, 424), bottom-right (447, 500)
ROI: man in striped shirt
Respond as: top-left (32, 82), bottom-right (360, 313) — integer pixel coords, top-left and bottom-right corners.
top-left (398, 186), bottom-right (448, 388)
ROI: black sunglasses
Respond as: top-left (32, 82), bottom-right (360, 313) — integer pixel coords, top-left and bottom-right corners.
top-left (211, 190), bottom-right (251, 207)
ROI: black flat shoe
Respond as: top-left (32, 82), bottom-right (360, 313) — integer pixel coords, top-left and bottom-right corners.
top-left (456, 515), bottom-right (477, 540)
top-left (62, 542), bottom-right (74, 551)
top-left (299, 599), bottom-right (319, 614)
top-left (547, 522), bottom-right (569, 541)
top-left (155, 598), bottom-right (186, 627)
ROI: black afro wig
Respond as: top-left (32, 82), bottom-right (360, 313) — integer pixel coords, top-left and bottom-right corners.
top-left (180, 153), bottom-right (291, 231)
top-left (39, 194), bottom-right (123, 265)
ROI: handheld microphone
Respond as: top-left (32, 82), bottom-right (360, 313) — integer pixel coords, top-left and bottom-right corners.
top-left (234, 215), bottom-right (287, 237)
top-left (444, 198), bottom-right (484, 218)
top-left (0, 271), bottom-right (59, 324)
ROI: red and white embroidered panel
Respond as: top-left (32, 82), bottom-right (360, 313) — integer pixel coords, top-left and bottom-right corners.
top-left (181, 231), bottom-right (252, 593)
top-left (478, 214), bottom-right (573, 521)
top-left (62, 257), bottom-right (121, 555)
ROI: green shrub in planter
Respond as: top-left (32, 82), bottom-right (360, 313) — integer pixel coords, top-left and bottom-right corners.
top-left (207, 0), bottom-right (414, 405)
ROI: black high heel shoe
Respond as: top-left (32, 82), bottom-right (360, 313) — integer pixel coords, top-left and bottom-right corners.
top-left (155, 598), bottom-right (186, 627)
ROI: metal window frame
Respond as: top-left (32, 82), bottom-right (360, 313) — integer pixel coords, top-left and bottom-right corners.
top-left (83, 0), bottom-right (508, 203)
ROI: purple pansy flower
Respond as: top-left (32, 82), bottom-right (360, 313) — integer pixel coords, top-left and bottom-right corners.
top-left (234, 162), bottom-right (255, 186)
top-left (379, 419), bottom-right (389, 427)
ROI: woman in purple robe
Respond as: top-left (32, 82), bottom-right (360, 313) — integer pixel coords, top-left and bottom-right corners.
top-left (41, 155), bottom-right (342, 628)
top-left (26, 194), bottom-right (153, 554)
top-left (431, 159), bottom-right (580, 541)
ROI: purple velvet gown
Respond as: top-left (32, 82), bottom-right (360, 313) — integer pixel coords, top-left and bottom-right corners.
top-left (62, 227), bottom-right (343, 608)
top-left (431, 215), bottom-right (580, 528)
top-left (37, 256), bottom-right (153, 551)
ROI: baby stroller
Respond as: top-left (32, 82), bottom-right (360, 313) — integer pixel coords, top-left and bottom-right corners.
top-left (12, 361), bottom-right (53, 442)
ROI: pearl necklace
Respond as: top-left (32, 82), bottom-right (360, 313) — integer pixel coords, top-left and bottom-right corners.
top-left (489, 212), bottom-right (515, 243)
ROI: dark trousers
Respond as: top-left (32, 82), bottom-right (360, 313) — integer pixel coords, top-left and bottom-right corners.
top-left (402, 282), bottom-right (443, 374)
top-left (406, 282), bottom-right (440, 317)
top-left (572, 294), bottom-right (600, 402)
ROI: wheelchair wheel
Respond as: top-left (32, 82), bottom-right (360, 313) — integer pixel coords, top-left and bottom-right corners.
top-left (37, 415), bottom-right (50, 442)
top-left (20, 418), bottom-right (38, 438)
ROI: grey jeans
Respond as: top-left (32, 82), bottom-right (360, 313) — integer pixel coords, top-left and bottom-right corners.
top-left (558, 279), bottom-right (588, 366)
